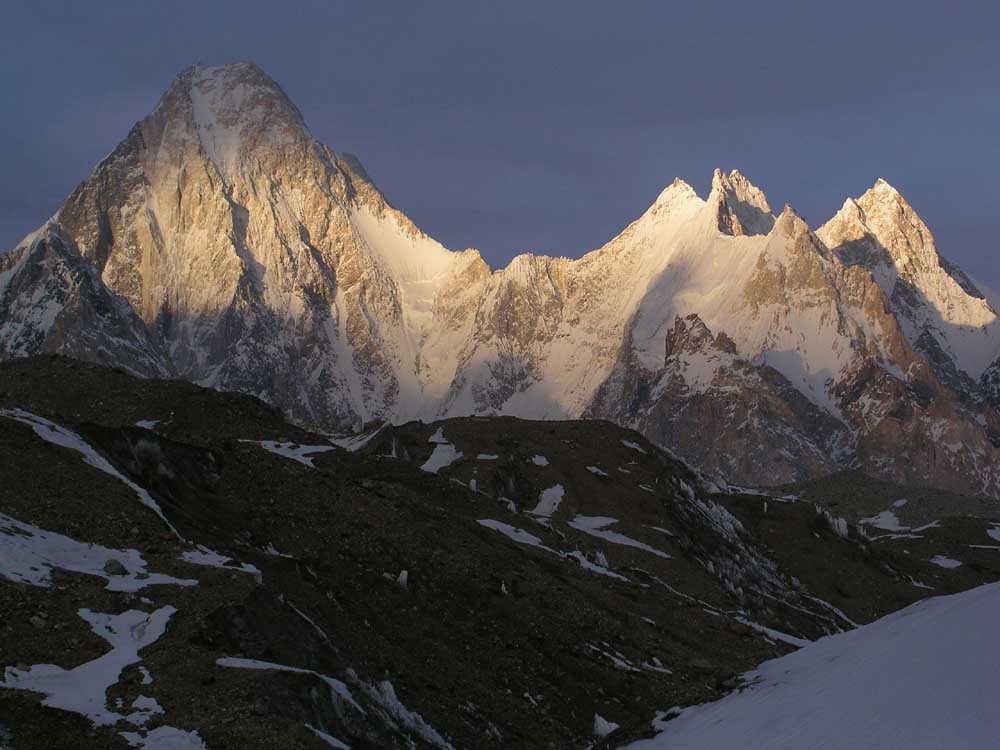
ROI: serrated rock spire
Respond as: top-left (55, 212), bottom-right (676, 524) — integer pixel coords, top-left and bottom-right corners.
top-left (708, 168), bottom-right (775, 236)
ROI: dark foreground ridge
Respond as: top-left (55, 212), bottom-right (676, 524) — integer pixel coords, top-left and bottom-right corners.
top-left (1, 355), bottom-right (999, 749)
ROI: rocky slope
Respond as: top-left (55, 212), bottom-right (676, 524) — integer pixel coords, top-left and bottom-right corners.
top-left (3, 61), bottom-right (1000, 500)
top-left (3, 356), bottom-right (999, 749)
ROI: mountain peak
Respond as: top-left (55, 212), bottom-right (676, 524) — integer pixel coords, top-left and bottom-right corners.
top-left (154, 61), bottom-right (310, 175)
top-left (855, 177), bottom-right (903, 208)
top-left (820, 178), bottom-right (928, 258)
top-left (708, 168), bottom-right (774, 236)
top-left (852, 179), bottom-right (935, 257)
top-left (773, 203), bottom-right (811, 237)
top-left (190, 60), bottom-right (266, 78)
top-left (650, 177), bottom-right (699, 210)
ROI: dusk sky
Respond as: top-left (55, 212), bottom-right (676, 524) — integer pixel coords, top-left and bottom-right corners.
top-left (2, 1), bottom-right (997, 285)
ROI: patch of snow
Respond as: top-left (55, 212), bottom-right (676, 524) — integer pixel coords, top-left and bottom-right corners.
top-left (477, 520), bottom-right (554, 551)
top-left (929, 555), bottom-right (962, 569)
top-left (242, 439), bottom-right (335, 468)
top-left (816, 507), bottom-right (850, 538)
top-left (125, 695), bottom-right (164, 726)
top-left (478, 520), bottom-right (629, 581)
top-left (287, 601), bottom-right (330, 644)
top-left (803, 594), bottom-right (860, 629)
top-left (216, 657), bottom-right (363, 714)
top-left (180, 545), bottom-right (262, 583)
top-left (135, 420), bottom-right (159, 430)
top-left (354, 677), bottom-right (453, 749)
top-left (641, 657), bottom-right (672, 674)
top-left (529, 484), bottom-right (565, 517)
top-left (568, 516), bottom-right (671, 559)
top-left (420, 443), bottom-right (463, 473)
top-left (331, 424), bottom-right (386, 452)
top-left (621, 439), bottom-right (647, 454)
top-left (1, 607), bottom-right (176, 726)
top-left (565, 551), bottom-right (630, 581)
top-left (987, 526), bottom-right (1000, 543)
top-left (477, 453), bottom-right (498, 460)
top-left (419, 428), bottom-right (462, 473)
top-left (588, 644), bottom-right (640, 672)
top-left (531, 455), bottom-right (549, 466)
top-left (594, 713), bottom-right (620, 737)
top-left (120, 726), bottom-right (207, 749)
top-left (586, 465), bottom-right (609, 477)
top-left (0, 513), bottom-right (196, 592)
top-left (305, 724), bottom-right (350, 749)
top-left (733, 617), bottom-right (810, 648)
top-left (859, 509), bottom-right (908, 531)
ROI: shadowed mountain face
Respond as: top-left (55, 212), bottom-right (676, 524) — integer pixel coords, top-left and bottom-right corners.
top-left (1, 355), bottom-right (999, 748)
top-left (3, 61), bottom-right (1000, 499)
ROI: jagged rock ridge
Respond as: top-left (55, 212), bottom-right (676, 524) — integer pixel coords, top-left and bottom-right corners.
top-left (3, 61), bottom-right (1000, 499)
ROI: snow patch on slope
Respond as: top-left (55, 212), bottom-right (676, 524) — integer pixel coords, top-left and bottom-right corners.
top-left (568, 516), bottom-right (672, 559)
top-left (530, 485), bottom-right (565, 517)
top-left (241, 439), bottom-right (335, 467)
top-left (0, 513), bottom-right (195, 592)
top-left (1, 607), bottom-right (176, 726)
top-left (420, 429), bottom-right (463, 473)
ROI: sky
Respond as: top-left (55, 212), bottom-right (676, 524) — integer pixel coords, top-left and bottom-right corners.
top-left (1, 1), bottom-right (998, 285)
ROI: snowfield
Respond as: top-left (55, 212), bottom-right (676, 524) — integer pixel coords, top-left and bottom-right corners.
top-left (625, 582), bottom-right (1000, 750)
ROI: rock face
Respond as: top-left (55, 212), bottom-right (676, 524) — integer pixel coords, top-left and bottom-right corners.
top-left (0, 224), bottom-right (170, 375)
top-left (3, 61), bottom-right (1000, 498)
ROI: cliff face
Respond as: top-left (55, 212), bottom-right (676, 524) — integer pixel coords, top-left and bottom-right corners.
top-left (4, 62), bottom-right (1000, 498)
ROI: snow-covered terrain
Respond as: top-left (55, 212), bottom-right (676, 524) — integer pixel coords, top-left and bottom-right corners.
top-left (626, 583), bottom-right (1000, 750)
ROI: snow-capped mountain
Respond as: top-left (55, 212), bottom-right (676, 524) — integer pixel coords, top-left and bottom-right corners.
top-left (817, 179), bottom-right (1000, 396)
top-left (3, 61), bottom-right (1000, 498)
